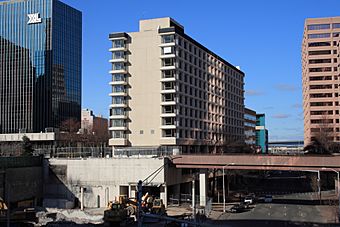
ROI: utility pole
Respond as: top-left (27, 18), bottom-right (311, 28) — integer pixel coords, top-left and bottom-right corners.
top-left (223, 166), bottom-right (225, 213)
top-left (137, 180), bottom-right (143, 227)
top-left (192, 177), bottom-right (195, 220)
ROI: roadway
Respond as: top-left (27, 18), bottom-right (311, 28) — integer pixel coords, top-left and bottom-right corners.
top-left (208, 192), bottom-right (338, 227)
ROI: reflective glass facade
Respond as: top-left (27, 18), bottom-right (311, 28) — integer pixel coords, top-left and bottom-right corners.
top-left (0, 0), bottom-right (81, 133)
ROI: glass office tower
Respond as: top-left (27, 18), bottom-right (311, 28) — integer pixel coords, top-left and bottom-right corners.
top-left (0, 0), bottom-right (82, 133)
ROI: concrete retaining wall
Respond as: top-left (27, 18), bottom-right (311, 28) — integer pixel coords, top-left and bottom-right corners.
top-left (46, 157), bottom-right (168, 208)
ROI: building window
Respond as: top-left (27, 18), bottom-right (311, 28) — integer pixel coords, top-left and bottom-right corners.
top-left (112, 40), bottom-right (125, 48)
top-left (112, 96), bottom-right (125, 104)
top-left (112, 131), bottom-right (125, 138)
top-left (162, 70), bottom-right (175, 78)
top-left (308, 50), bottom-right (331, 55)
top-left (112, 51), bottom-right (125, 59)
top-left (309, 76), bottom-right (332, 81)
top-left (162, 129), bottom-right (175, 137)
top-left (151, 130), bottom-right (155, 134)
top-left (309, 59), bottom-right (331, 64)
top-left (308, 33), bottom-right (330, 39)
top-left (162, 46), bottom-right (174, 55)
top-left (113, 62), bottom-right (125, 70)
top-left (111, 119), bottom-right (126, 127)
top-left (333, 32), bottom-right (340, 37)
top-left (162, 58), bottom-right (175, 67)
top-left (307, 24), bottom-right (330, 30)
top-left (309, 67), bottom-right (332, 72)
top-left (162, 35), bottom-right (174, 44)
top-left (308, 42), bottom-right (331, 47)
top-left (140, 130), bottom-right (144, 134)
top-left (113, 85), bottom-right (125, 92)
top-left (113, 74), bottom-right (125, 82)
top-left (111, 108), bottom-right (125, 115)
top-left (332, 23), bottom-right (340, 29)
top-left (309, 84), bottom-right (332, 89)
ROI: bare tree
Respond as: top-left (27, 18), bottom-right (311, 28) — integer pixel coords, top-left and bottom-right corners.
top-left (305, 114), bottom-right (338, 154)
top-left (59, 118), bottom-right (81, 147)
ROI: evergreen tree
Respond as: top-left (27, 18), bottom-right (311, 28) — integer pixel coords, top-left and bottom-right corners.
top-left (21, 136), bottom-right (34, 156)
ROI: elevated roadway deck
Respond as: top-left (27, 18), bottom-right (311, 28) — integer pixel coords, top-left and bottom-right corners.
top-left (170, 154), bottom-right (340, 171)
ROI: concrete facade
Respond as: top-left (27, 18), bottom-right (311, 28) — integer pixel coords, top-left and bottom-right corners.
top-left (45, 157), bottom-right (184, 208)
top-left (108, 17), bottom-right (245, 153)
top-left (302, 17), bottom-right (340, 145)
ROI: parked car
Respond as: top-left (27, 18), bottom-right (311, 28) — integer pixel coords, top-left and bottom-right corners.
top-left (230, 202), bottom-right (249, 213)
top-left (264, 195), bottom-right (273, 203)
top-left (230, 204), bottom-right (244, 213)
top-left (244, 196), bottom-right (254, 204)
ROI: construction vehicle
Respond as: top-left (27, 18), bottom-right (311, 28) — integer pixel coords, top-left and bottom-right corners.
top-left (0, 197), bottom-right (37, 224)
top-left (0, 198), bottom-right (7, 220)
top-left (104, 194), bottom-right (166, 225)
top-left (151, 198), bottom-right (165, 215)
top-left (103, 201), bottom-right (129, 226)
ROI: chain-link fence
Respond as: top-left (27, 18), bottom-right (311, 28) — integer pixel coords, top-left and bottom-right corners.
top-left (34, 147), bottom-right (112, 158)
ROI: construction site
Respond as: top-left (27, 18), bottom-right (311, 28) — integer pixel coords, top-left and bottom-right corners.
top-left (0, 153), bottom-right (214, 227)
top-left (2, 152), bottom-right (340, 227)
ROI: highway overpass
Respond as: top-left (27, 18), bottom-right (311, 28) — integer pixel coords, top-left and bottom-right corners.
top-left (170, 154), bottom-right (340, 171)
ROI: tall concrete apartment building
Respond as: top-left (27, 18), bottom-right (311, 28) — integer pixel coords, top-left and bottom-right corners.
top-left (302, 17), bottom-right (340, 145)
top-left (0, 0), bottom-right (82, 134)
top-left (108, 18), bottom-right (245, 153)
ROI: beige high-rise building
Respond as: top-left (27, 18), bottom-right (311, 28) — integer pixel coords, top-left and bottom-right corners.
top-left (108, 17), bottom-right (245, 153)
top-left (302, 17), bottom-right (340, 146)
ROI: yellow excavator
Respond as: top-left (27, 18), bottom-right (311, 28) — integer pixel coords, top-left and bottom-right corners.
top-left (104, 194), bottom-right (166, 226)
top-left (0, 197), bottom-right (8, 220)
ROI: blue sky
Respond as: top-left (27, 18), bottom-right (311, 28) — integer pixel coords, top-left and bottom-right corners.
top-left (62, 0), bottom-right (340, 141)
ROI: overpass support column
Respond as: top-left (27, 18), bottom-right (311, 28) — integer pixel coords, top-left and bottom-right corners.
top-left (199, 171), bottom-right (207, 207)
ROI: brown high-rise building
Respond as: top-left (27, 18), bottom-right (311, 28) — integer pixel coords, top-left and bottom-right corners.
top-left (302, 17), bottom-right (340, 146)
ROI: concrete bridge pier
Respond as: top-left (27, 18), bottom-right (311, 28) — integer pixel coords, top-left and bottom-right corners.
top-left (199, 170), bottom-right (207, 207)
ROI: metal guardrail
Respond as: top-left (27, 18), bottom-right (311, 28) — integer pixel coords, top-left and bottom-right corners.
top-left (113, 146), bottom-right (182, 157)
top-left (34, 147), bottom-right (112, 158)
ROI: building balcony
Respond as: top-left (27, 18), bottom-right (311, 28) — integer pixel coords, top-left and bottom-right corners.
top-left (109, 69), bottom-right (127, 74)
top-left (160, 54), bottom-right (176, 59)
top-left (109, 115), bottom-right (128, 119)
top-left (160, 77), bottom-right (176, 82)
top-left (160, 113), bottom-right (176, 118)
top-left (109, 126), bottom-right (127, 131)
top-left (160, 65), bottom-right (176, 71)
top-left (159, 42), bottom-right (175, 48)
top-left (110, 103), bottom-right (127, 108)
top-left (161, 89), bottom-right (176, 94)
top-left (109, 47), bottom-right (126, 52)
top-left (109, 138), bottom-right (128, 146)
top-left (160, 125), bottom-right (176, 129)
top-left (109, 58), bottom-right (127, 63)
top-left (109, 81), bottom-right (127, 86)
top-left (161, 100), bottom-right (176, 106)
top-left (109, 92), bottom-right (127, 97)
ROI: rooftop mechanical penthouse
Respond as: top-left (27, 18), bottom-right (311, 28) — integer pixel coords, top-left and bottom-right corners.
top-left (108, 17), bottom-right (245, 154)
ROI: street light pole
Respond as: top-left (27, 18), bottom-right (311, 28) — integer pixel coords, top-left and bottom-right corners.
top-left (223, 163), bottom-right (235, 213)
top-left (223, 166), bottom-right (225, 213)
top-left (317, 170), bottom-right (321, 202)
